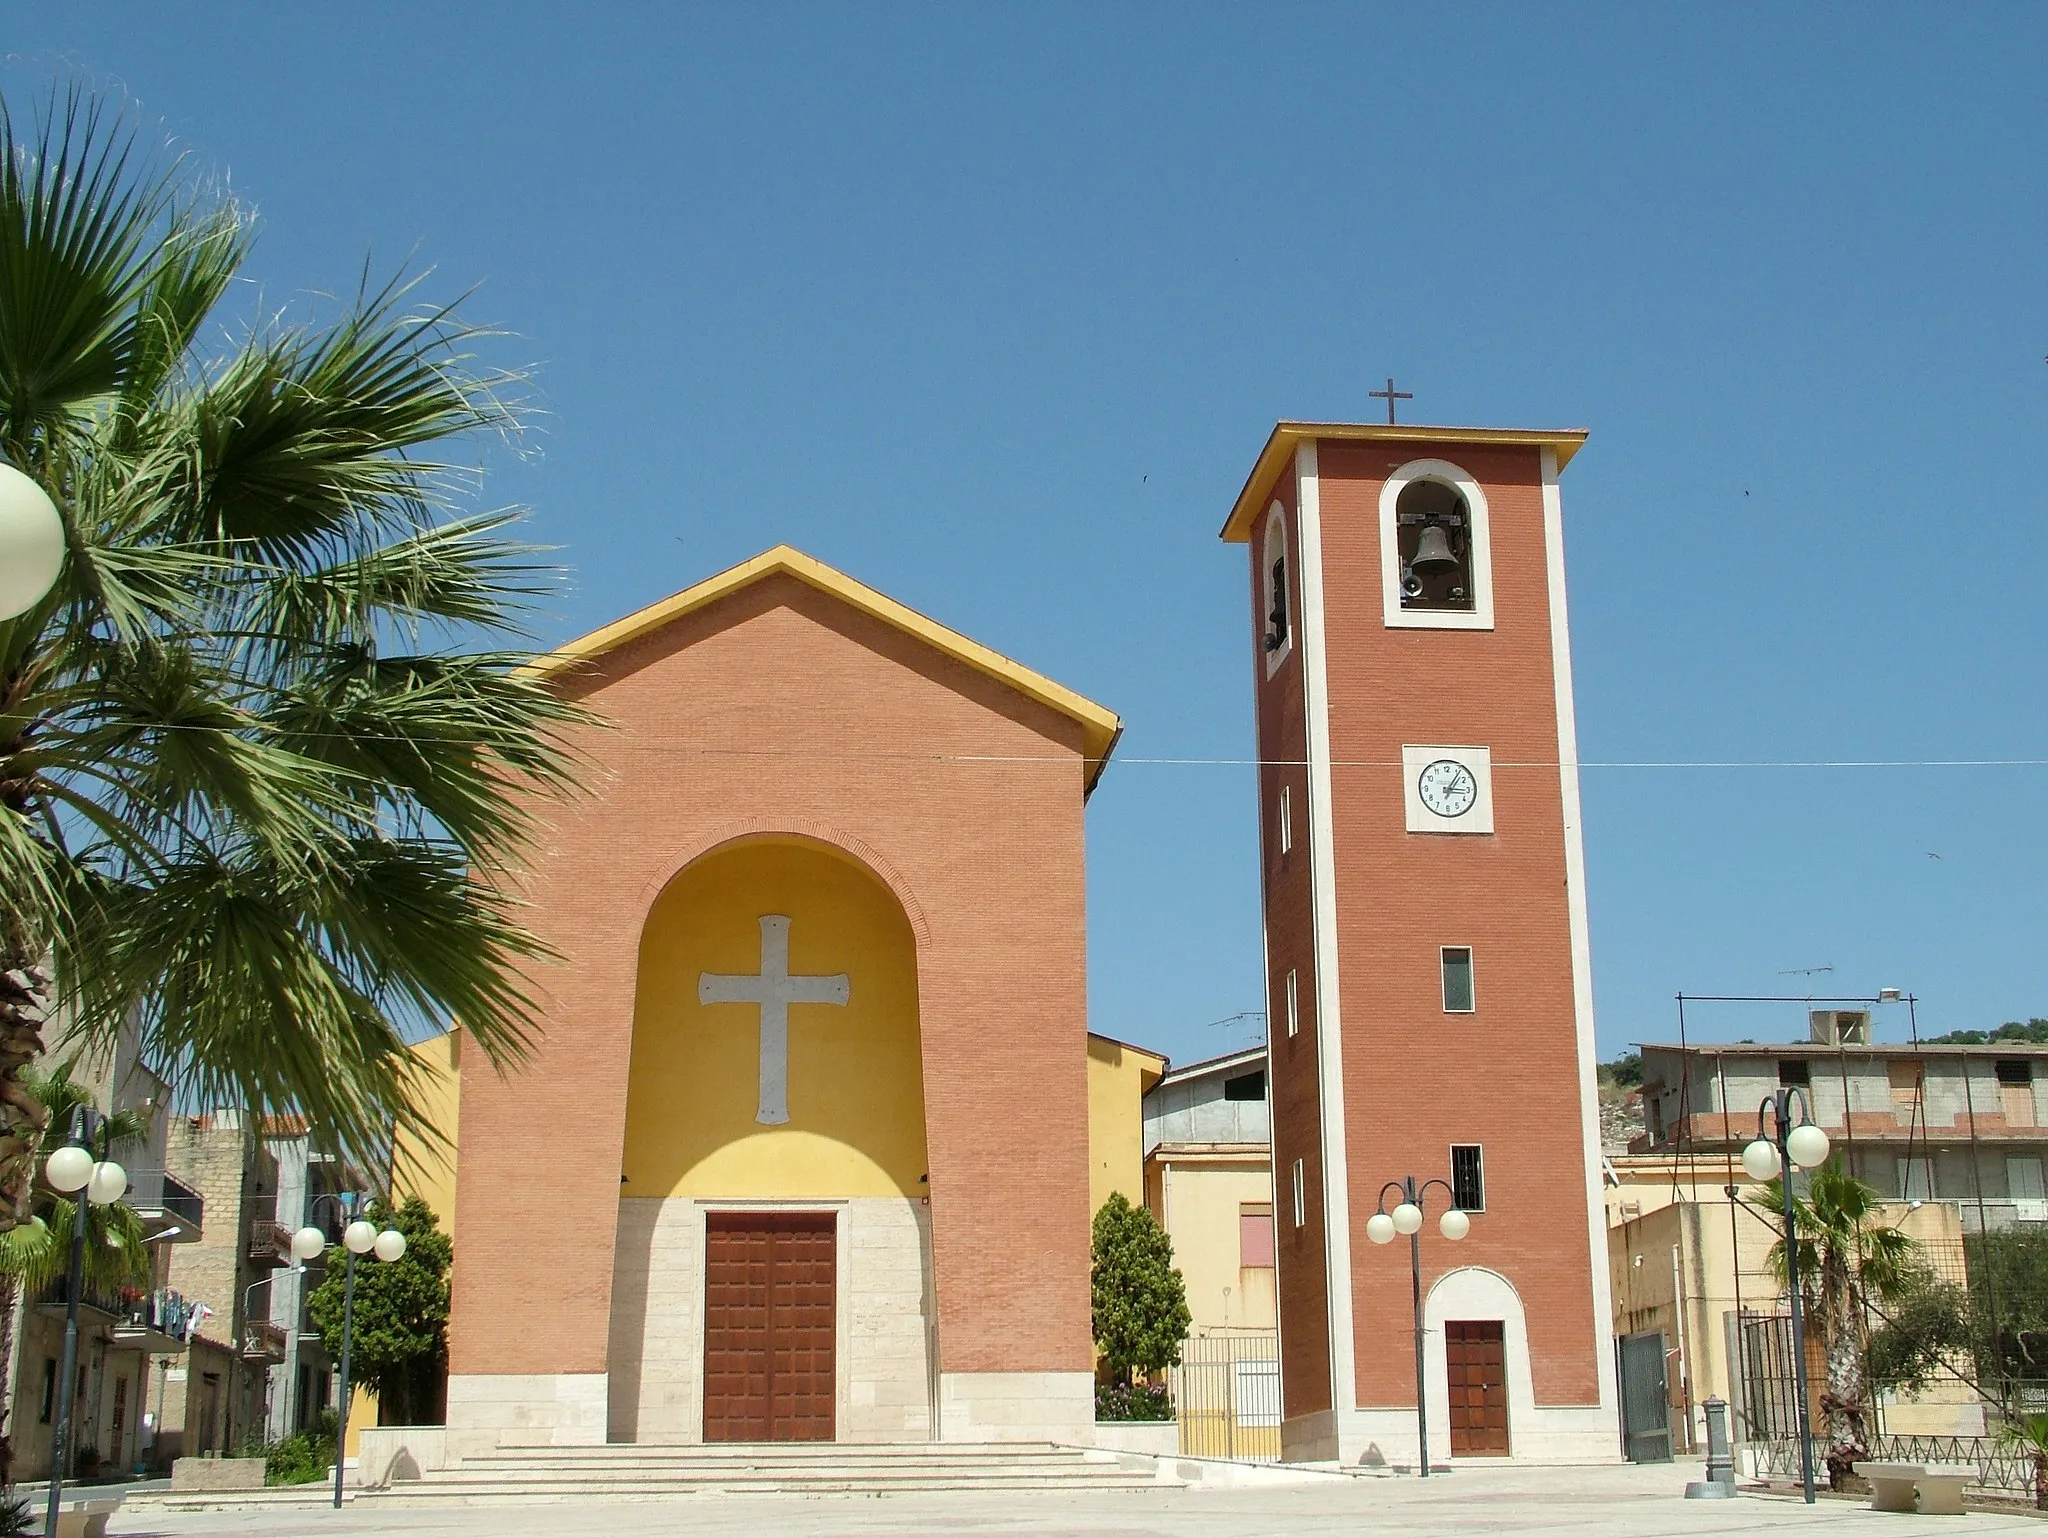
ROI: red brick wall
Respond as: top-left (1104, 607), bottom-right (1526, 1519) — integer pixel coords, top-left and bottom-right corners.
top-left (1311, 439), bottom-right (1601, 1409)
top-left (450, 572), bottom-right (1096, 1379)
top-left (1247, 472), bottom-right (1335, 1421)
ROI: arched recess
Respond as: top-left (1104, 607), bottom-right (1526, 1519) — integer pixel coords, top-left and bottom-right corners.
top-left (607, 833), bottom-right (935, 1445)
top-left (1421, 1265), bottom-right (1535, 1460)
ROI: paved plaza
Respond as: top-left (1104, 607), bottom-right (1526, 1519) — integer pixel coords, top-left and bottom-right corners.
top-left (103, 1462), bottom-right (2044, 1538)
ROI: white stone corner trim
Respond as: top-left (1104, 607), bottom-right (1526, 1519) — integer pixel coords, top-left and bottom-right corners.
top-left (1294, 438), bottom-right (1357, 1419)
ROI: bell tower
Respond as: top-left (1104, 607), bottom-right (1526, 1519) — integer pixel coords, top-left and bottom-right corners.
top-left (1223, 419), bottom-right (1617, 1466)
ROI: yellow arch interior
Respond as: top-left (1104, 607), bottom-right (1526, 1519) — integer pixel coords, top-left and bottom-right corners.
top-left (621, 835), bottom-right (927, 1198)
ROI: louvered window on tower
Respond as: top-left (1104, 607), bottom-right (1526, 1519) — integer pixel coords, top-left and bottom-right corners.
top-left (1451, 1144), bottom-right (1486, 1213)
top-left (1396, 479), bottom-right (1475, 611)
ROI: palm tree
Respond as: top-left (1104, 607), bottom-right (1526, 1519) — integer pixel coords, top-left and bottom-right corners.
top-left (1755, 1160), bottom-right (1916, 1485)
top-left (0, 1063), bottom-right (152, 1484)
top-left (0, 88), bottom-right (589, 1228)
top-left (1997, 1409), bottom-right (2048, 1510)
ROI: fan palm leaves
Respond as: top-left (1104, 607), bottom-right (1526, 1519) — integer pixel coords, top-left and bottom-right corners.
top-left (0, 86), bottom-right (590, 1227)
top-left (1755, 1160), bottom-right (1917, 1483)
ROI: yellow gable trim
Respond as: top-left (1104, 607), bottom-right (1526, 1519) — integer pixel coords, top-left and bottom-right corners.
top-left (1220, 421), bottom-right (1591, 543)
top-left (523, 545), bottom-right (1124, 792)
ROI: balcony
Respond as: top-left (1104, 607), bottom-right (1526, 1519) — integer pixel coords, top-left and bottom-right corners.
top-left (35, 1277), bottom-right (128, 1320)
top-left (241, 1319), bottom-right (288, 1362)
top-left (123, 1167), bottom-right (204, 1243)
top-left (245, 1199), bottom-right (296, 1268)
top-left (113, 1288), bottom-right (197, 1353)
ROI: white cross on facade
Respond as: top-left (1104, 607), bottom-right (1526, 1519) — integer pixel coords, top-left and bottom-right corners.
top-left (698, 914), bottom-right (850, 1125)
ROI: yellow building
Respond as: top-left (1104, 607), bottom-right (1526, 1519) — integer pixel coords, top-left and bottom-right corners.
top-left (393, 1027), bottom-right (463, 1225)
top-left (1141, 1047), bottom-right (1274, 1336)
top-left (1086, 1033), bottom-right (1168, 1219)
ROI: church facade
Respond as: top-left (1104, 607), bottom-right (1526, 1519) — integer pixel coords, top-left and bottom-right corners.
top-left (441, 416), bottom-right (1619, 1465)
top-left (446, 547), bottom-right (1120, 1449)
top-left (1225, 423), bottom-right (1616, 1465)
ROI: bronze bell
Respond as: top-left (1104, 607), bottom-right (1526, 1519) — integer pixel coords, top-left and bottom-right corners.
top-left (1410, 523), bottom-right (1459, 572)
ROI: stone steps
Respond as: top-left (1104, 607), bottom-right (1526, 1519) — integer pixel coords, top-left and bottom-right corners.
top-left (366, 1441), bottom-right (1165, 1503)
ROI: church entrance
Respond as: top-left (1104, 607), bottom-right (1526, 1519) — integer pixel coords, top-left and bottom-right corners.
top-left (1445, 1320), bottom-right (1510, 1456)
top-left (703, 1211), bottom-right (837, 1442)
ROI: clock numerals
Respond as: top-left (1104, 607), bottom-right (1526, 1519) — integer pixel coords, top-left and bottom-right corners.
top-left (1418, 759), bottom-right (1478, 819)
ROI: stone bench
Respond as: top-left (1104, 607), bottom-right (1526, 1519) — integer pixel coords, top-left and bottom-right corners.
top-left (52, 1498), bottom-right (121, 1538)
top-left (1852, 1461), bottom-right (1975, 1516)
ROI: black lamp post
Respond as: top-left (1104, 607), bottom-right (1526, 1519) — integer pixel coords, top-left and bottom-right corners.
top-left (1740, 1089), bottom-right (1832, 1506)
top-left (40, 1109), bottom-right (129, 1538)
top-left (292, 1194), bottom-right (405, 1508)
top-left (1366, 1174), bottom-right (1470, 1477)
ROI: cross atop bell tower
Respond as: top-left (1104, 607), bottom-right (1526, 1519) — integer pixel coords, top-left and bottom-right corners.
top-left (1219, 417), bottom-right (1616, 1468)
top-left (1368, 377), bottom-right (1412, 424)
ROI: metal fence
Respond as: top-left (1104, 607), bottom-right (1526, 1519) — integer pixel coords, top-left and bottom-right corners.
top-left (1170, 1332), bottom-right (1281, 1463)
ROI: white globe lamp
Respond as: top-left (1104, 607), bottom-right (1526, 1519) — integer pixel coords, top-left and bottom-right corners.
top-left (1439, 1208), bottom-right (1471, 1241)
top-left (1365, 1212), bottom-right (1396, 1245)
top-left (1741, 1138), bottom-right (1782, 1182)
top-left (0, 463), bottom-right (63, 620)
top-left (1392, 1201), bottom-right (1423, 1236)
top-left (1787, 1122), bottom-right (1831, 1170)
top-left (85, 1160), bottom-right (127, 1206)
top-left (373, 1229), bottom-right (407, 1263)
top-left (44, 1145), bottom-right (92, 1194)
top-left (344, 1219), bottom-right (378, 1255)
top-left (291, 1226), bottom-right (327, 1262)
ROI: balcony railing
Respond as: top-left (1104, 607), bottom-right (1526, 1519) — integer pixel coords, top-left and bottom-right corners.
top-left (36, 1277), bottom-right (128, 1318)
top-left (122, 1167), bottom-right (205, 1239)
top-left (241, 1319), bottom-right (288, 1361)
top-left (114, 1287), bottom-right (198, 1346)
top-left (244, 1198), bottom-right (296, 1267)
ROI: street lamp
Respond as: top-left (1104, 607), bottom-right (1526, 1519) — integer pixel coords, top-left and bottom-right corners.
top-left (294, 1196), bottom-right (406, 1508)
top-left (41, 1110), bottom-right (128, 1538)
top-left (1367, 1174), bottom-right (1469, 1477)
top-left (1741, 1091), bottom-right (1832, 1505)
top-left (0, 460), bottom-right (65, 620)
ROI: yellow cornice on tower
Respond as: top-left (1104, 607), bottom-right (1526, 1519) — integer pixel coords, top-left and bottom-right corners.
top-left (521, 544), bottom-right (1124, 794)
top-left (1219, 421), bottom-right (1591, 543)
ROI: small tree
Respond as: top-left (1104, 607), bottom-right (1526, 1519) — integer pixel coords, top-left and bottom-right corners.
top-left (305, 1197), bottom-right (451, 1426)
top-left (1090, 1193), bottom-right (1190, 1416)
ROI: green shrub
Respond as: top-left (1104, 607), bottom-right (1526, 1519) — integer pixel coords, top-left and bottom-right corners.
top-left (0, 1493), bottom-right (33, 1538)
top-left (265, 1410), bottom-right (338, 1486)
top-left (1095, 1381), bottom-right (1173, 1422)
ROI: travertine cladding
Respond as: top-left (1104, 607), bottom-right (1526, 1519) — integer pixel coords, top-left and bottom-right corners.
top-left (445, 1373), bottom-right (608, 1452)
top-left (607, 1198), bottom-right (934, 1443)
top-left (937, 1371), bottom-right (1094, 1442)
top-left (450, 571), bottom-right (1097, 1442)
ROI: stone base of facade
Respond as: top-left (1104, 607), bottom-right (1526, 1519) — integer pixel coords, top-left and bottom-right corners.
top-left (937, 1371), bottom-right (1093, 1442)
top-left (445, 1372), bottom-right (608, 1454)
top-left (1279, 1409), bottom-right (1340, 1464)
top-left (607, 1195), bottom-right (936, 1444)
top-left (1341, 1405), bottom-right (1619, 1468)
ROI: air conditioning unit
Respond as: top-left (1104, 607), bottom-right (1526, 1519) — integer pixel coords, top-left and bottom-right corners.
top-left (1809, 1009), bottom-right (1870, 1045)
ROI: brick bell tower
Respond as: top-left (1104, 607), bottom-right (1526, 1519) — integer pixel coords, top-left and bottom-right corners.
top-left (1222, 417), bottom-right (1617, 1466)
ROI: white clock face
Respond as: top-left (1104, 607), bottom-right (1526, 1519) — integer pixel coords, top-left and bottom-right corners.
top-left (1417, 758), bottom-right (1478, 819)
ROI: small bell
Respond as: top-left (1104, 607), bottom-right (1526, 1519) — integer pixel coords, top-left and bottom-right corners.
top-left (1410, 523), bottom-right (1459, 573)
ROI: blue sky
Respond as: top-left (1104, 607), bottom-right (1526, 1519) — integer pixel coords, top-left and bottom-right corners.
top-left (12, 7), bottom-right (2046, 1068)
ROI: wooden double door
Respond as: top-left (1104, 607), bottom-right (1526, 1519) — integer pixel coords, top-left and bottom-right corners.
top-left (703, 1211), bottom-right (837, 1442)
top-left (1444, 1320), bottom-right (1510, 1456)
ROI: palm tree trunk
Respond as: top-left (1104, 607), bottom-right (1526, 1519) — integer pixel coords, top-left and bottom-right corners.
top-left (1822, 1301), bottom-right (1870, 1488)
top-left (0, 952), bottom-right (50, 1234)
top-left (0, 1272), bottom-right (18, 1488)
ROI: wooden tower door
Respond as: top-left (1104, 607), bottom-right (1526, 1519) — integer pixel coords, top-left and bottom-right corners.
top-left (1444, 1320), bottom-right (1510, 1456)
top-left (703, 1211), bottom-right (837, 1441)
